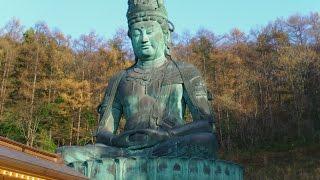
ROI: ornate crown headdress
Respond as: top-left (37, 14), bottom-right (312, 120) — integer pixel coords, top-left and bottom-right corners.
top-left (127, 0), bottom-right (174, 32)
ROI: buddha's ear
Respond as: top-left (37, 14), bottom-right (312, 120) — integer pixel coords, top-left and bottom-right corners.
top-left (164, 30), bottom-right (171, 44)
top-left (164, 30), bottom-right (172, 56)
top-left (127, 30), bottom-right (132, 39)
top-left (165, 20), bottom-right (174, 44)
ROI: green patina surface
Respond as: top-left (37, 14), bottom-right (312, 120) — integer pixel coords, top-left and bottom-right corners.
top-left (70, 158), bottom-right (243, 180)
top-left (57, 0), bottom-right (243, 179)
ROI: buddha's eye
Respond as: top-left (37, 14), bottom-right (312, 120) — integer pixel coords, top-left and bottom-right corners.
top-left (132, 30), bottom-right (141, 37)
top-left (146, 30), bottom-right (153, 35)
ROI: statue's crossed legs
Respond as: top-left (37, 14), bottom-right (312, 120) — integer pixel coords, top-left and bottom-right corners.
top-left (57, 132), bottom-right (217, 165)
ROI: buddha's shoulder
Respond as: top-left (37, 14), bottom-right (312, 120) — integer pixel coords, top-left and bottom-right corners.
top-left (107, 70), bottom-right (126, 86)
top-left (171, 60), bottom-right (196, 68)
top-left (170, 60), bottom-right (201, 78)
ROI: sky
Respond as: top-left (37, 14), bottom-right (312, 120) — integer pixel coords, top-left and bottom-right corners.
top-left (1, 0), bottom-right (320, 39)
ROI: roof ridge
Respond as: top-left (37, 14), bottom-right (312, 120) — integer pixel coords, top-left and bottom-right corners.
top-left (0, 136), bottom-right (62, 163)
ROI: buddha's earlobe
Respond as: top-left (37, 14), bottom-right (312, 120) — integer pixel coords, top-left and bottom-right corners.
top-left (165, 39), bottom-right (171, 56)
top-left (164, 31), bottom-right (171, 56)
top-left (127, 30), bottom-right (132, 39)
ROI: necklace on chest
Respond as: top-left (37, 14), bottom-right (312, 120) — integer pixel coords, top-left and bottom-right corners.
top-left (125, 62), bottom-right (168, 87)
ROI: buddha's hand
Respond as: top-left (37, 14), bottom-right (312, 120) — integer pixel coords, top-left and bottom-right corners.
top-left (111, 129), bottom-right (170, 150)
top-left (95, 130), bottom-right (115, 146)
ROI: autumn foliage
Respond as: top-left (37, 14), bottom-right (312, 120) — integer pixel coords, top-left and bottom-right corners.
top-left (0, 13), bottom-right (319, 155)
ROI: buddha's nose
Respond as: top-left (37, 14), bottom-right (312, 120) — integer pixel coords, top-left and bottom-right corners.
top-left (142, 32), bottom-right (150, 43)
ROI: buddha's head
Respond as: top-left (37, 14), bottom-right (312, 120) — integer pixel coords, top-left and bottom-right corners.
top-left (127, 0), bottom-right (173, 62)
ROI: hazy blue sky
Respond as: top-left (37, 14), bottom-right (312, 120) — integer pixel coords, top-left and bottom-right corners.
top-left (1, 0), bottom-right (319, 39)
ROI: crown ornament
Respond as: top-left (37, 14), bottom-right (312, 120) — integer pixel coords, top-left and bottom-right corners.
top-left (127, 0), bottom-right (168, 26)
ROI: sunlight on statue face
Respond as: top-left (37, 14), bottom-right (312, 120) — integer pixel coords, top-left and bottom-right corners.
top-left (130, 21), bottom-right (166, 61)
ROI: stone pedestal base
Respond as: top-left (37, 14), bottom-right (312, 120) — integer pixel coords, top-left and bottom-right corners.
top-left (69, 157), bottom-right (243, 180)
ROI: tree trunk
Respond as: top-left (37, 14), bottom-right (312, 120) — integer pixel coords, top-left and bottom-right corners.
top-left (217, 106), bottom-right (224, 149)
top-left (0, 49), bottom-right (12, 117)
top-left (76, 107), bottom-right (82, 145)
top-left (226, 110), bottom-right (231, 151)
top-left (26, 46), bottom-right (39, 146)
top-left (69, 107), bottom-right (74, 146)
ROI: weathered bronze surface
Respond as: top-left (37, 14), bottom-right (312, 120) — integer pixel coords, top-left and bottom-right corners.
top-left (57, 0), bottom-right (243, 179)
top-left (71, 158), bottom-right (243, 180)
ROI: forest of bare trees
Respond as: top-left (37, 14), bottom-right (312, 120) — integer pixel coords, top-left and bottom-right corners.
top-left (0, 13), bottom-right (319, 156)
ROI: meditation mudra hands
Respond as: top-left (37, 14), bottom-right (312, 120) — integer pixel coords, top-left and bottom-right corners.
top-left (112, 129), bottom-right (171, 150)
top-left (96, 128), bottom-right (171, 150)
top-left (96, 120), bottom-right (213, 150)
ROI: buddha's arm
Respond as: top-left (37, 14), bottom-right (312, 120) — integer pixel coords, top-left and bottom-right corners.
top-left (182, 71), bottom-right (216, 132)
top-left (96, 79), bottom-right (122, 145)
top-left (96, 101), bottom-right (122, 145)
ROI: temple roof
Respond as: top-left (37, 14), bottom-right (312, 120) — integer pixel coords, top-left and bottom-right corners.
top-left (0, 136), bottom-right (87, 180)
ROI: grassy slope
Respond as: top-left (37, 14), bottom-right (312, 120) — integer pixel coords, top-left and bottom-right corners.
top-left (220, 144), bottom-right (320, 180)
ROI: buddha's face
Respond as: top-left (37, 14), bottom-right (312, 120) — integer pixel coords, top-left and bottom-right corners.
top-left (129, 21), bottom-right (166, 61)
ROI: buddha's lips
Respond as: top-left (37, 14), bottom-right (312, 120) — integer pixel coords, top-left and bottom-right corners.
top-left (141, 45), bottom-right (152, 49)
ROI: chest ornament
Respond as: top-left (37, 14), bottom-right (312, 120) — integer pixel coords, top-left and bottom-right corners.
top-left (125, 63), bottom-right (169, 86)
